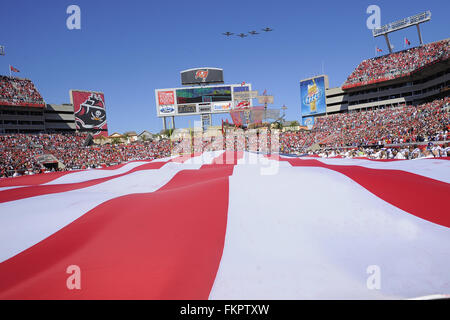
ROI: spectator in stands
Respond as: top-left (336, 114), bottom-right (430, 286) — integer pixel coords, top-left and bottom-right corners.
top-left (0, 76), bottom-right (44, 106)
top-left (1, 97), bottom-right (448, 178)
top-left (0, 133), bottom-right (178, 177)
top-left (343, 39), bottom-right (449, 88)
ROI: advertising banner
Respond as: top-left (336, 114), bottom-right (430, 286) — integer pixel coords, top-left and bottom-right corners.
top-left (233, 91), bottom-right (258, 100)
top-left (158, 91), bottom-right (175, 105)
top-left (303, 116), bottom-right (315, 129)
top-left (300, 76), bottom-right (326, 117)
top-left (213, 102), bottom-right (233, 111)
top-left (71, 90), bottom-right (108, 137)
top-left (159, 105), bottom-right (176, 115)
top-left (198, 104), bottom-right (211, 113)
top-left (177, 104), bottom-right (197, 114)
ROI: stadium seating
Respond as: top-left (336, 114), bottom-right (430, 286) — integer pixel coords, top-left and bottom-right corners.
top-left (280, 97), bottom-right (449, 154)
top-left (0, 76), bottom-right (45, 107)
top-left (1, 97), bottom-right (448, 177)
top-left (343, 39), bottom-right (449, 89)
top-left (0, 133), bottom-right (175, 177)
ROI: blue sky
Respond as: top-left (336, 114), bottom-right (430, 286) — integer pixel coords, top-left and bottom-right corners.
top-left (0, 0), bottom-right (448, 134)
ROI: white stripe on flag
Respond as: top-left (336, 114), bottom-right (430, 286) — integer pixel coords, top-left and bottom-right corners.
top-left (43, 161), bottom-right (154, 185)
top-left (209, 162), bottom-right (450, 299)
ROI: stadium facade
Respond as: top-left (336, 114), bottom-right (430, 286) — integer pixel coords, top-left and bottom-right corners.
top-left (301, 38), bottom-right (449, 124)
top-left (0, 103), bottom-right (82, 134)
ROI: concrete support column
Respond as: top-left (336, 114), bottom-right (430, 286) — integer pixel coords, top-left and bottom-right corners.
top-left (384, 34), bottom-right (393, 53)
top-left (416, 24), bottom-right (423, 45)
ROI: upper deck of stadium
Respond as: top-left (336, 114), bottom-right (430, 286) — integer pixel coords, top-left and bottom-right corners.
top-left (342, 38), bottom-right (449, 90)
top-left (322, 38), bottom-right (449, 116)
top-left (0, 76), bottom-right (45, 108)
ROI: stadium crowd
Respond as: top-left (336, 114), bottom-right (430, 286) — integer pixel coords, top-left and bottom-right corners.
top-left (0, 76), bottom-right (45, 106)
top-left (306, 143), bottom-right (450, 160)
top-left (0, 133), bottom-right (175, 177)
top-left (280, 97), bottom-right (449, 154)
top-left (343, 39), bottom-right (449, 88)
top-left (1, 97), bottom-right (449, 177)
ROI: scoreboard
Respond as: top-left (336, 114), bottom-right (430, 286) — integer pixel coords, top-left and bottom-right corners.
top-left (155, 83), bottom-right (252, 117)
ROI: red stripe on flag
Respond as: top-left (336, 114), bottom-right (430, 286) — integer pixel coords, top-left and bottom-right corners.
top-left (0, 161), bottom-right (146, 188)
top-left (275, 157), bottom-right (450, 228)
top-left (0, 171), bottom-right (73, 188)
top-left (0, 156), bottom-right (198, 203)
top-left (0, 161), bottom-right (169, 203)
top-left (0, 162), bottom-right (235, 299)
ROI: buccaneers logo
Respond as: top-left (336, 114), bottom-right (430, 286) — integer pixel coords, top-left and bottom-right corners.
top-left (74, 93), bottom-right (107, 134)
top-left (195, 70), bottom-right (209, 82)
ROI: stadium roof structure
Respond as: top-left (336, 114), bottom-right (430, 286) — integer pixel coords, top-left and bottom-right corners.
top-left (373, 11), bottom-right (431, 53)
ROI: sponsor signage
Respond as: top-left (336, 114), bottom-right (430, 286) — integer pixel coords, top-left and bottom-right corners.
top-left (373, 11), bottom-right (431, 37)
top-left (300, 76), bottom-right (326, 117)
top-left (158, 91), bottom-right (175, 105)
top-left (213, 102), bottom-right (233, 111)
top-left (178, 104), bottom-right (197, 114)
top-left (303, 116), bottom-right (315, 129)
top-left (198, 104), bottom-right (211, 113)
top-left (159, 105), bottom-right (175, 114)
top-left (233, 90), bottom-right (258, 100)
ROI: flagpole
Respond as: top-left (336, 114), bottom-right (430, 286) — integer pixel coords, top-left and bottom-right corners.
top-left (9, 65), bottom-right (11, 78)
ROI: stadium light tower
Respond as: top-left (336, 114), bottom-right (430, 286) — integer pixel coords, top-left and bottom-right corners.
top-left (281, 104), bottom-right (287, 120)
top-left (0, 45), bottom-right (5, 56)
top-left (372, 11), bottom-right (431, 53)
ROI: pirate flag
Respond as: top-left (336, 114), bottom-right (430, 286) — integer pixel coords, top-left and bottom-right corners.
top-left (74, 93), bottom-right (107, 133)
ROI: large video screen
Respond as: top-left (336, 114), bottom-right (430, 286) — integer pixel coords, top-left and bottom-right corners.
top-left (181, 68), bottom-right (224, 86)
top-left (300, 76), bottom-right (326, 117)
top-left (176, 86), bottom-right (232, 104)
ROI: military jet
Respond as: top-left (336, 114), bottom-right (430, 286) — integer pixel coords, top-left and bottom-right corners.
top-left (222, 32), bottom-right (234, 36)
top-left (248, 30), bottom-right (259, 35)
top-left (262, 27), bottom-right (273, 32)
top-left (237, 33), bottom-right (248, 38)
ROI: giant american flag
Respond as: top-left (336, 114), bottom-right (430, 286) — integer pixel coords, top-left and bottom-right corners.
top-left (0, 151), bottom-right (449, 299)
